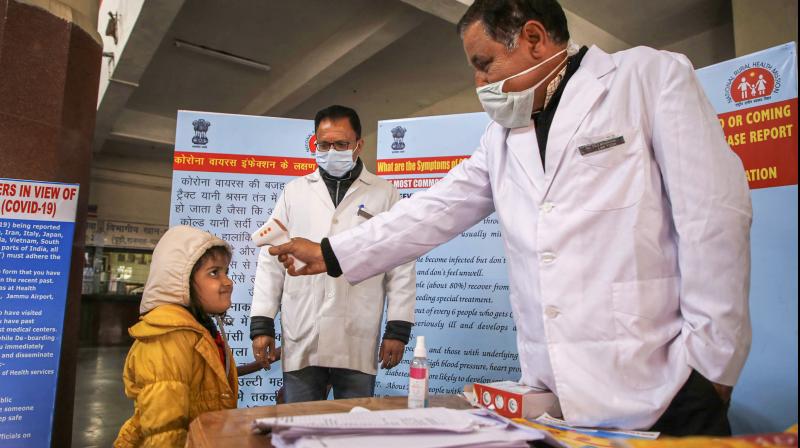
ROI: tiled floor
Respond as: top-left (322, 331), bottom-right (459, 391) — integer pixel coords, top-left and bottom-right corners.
top-left (71, 346), bottom-right (133, 448)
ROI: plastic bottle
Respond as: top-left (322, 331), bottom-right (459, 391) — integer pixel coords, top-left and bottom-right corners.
top-left (408, 335), bottom-right (430, 408)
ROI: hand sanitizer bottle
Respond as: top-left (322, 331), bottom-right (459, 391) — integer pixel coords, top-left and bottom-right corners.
top-left (408, 335), bottom-right (429, 408)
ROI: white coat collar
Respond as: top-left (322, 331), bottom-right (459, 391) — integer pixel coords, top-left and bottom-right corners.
top-left (504, 46), bottom-right (617, 199)
top-left (305, 164), bottom-right (377, 211)
top-left (541, 45), bottom-right (616, 195)
top-left (579, 45), bottom-right (616, 80)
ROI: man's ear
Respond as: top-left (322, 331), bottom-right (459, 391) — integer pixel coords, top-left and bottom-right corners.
top-left (520, 20), bottom-right (548, 57)
top-left (353, 138), bottom-right (365, 160)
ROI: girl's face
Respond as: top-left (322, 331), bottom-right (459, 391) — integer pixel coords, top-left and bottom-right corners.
top-left (191, 251), bottom-right (233, 315)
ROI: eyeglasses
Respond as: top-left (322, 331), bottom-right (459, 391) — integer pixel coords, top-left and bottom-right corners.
top-left (315, 140), bottom-right (357, 151)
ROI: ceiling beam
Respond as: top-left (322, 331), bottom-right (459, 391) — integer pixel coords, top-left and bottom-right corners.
top-left (107, 109), bottom-right (177, 147)
top-left (562, 9), bottom-right (630, 52)
top-left (91, 167), bottom-right (172, 191)
top-left (240, 3), bottom-right (424, 117)
top-left (94, 0), bottom-right (186, 152)
top-left (399, 0), bottom-right (473, 24)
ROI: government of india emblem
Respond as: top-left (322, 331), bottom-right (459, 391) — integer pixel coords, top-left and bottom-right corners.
top-left (192, 119), bottom-right (211, 145)
top-left (390, 126), bottom-right (407, 150)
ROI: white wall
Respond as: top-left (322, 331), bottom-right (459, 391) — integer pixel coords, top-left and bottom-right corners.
top-left (662, 22), bottom-right (736, 69)
top-left (732, 0), bottom-right (798, 57)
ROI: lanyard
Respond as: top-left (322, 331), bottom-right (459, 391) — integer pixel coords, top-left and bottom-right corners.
top-left (213, 315), bottom-right (231, 378)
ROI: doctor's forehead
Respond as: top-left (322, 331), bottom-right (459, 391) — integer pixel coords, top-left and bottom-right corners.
top-left (462, 21), bottom-right (504, 68)
top-left (316, 118), bottom-right (357, 140)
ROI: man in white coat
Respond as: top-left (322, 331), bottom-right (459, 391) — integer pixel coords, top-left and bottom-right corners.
top-left (269, 0), bottom-right (752, 435)
top-left (250, 105), bottom-right (416, 402)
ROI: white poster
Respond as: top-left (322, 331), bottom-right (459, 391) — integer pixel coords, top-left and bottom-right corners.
top-left (169, 110), bottom-right (316, 406)
top-left (373, 113), bottom-right (521, 396)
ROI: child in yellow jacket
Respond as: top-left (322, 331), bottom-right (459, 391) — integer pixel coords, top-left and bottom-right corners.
top-left (115, 226), bottom-right (239, 447)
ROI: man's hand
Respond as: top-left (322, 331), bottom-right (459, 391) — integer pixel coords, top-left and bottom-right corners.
top-left (712, 382), bottom-right (733, 405)
top-left (379, 339), bottom-right (405, 370)
top-left (251, 335), bottom-right (277, 369)
top-left (268, 238), bottom-right (327, 276)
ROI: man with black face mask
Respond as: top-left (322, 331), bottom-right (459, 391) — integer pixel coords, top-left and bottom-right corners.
top-left (249, 105), bottom-right (415, 403)
top-left (269, 0), bottom-right (752, 436)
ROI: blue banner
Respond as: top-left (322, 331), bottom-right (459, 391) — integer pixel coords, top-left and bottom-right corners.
top-left (0, 178), bottom-right (79, 447)
top-left (696, 43), bottom-right (798, 433)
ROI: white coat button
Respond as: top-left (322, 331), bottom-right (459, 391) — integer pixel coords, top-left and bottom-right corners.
top-left (540, 202), bottom-right (555, 214)
top-left (332, 218), bottom-right (339, 224)
top-left (544, 306), bottom-right (560, 319)
top-left (540, 252), bottom-right (556, 264)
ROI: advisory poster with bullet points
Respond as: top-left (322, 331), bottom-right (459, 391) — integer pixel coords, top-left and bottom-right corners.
top-left (373, 113), bottom-right (522, 397)
top-left (0, 178), bottom-right (78, 447)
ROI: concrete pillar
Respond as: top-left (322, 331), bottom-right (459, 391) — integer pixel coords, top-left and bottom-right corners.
top-left (0, 0), bottom-right (102, 445)
top-left (732, 0), bottom-right (798, 57)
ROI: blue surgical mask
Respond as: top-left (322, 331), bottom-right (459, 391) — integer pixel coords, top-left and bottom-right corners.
top-left (316, 148), bottom-right (356, 177)
top-left (476, 47), bottom-right (569, 129)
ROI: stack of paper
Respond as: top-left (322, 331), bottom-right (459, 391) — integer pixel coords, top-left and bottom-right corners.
top-left (252, 407), bottom-right (550, 448)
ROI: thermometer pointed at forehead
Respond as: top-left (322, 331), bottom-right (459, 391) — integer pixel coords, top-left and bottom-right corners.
top-left (250, 217), bottom-right (306, 269)
top-left (251, 218), bottom-right (291, 247)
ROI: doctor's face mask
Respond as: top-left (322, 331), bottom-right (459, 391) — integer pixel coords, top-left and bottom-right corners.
top-left (315, 117), bottom-right (363, 176)
top-left (462, 21), bottom-right (575, 128)
top-left (476, 49), bottom-right (567, 128)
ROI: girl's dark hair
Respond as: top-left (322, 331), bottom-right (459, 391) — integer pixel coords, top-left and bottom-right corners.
top-left (188, 245), bottom-right (231, 335)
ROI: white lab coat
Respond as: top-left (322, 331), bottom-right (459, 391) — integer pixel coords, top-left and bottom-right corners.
top-left (251, 167), bottom-right (415, 376)
top-left (330, 46), bottom-right (752, 429)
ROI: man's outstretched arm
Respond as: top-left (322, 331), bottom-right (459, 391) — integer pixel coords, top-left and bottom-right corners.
top-left (270, 128), bottom-right (496, 283)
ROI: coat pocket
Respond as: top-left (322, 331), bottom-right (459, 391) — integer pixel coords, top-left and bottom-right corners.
top-left (344, 280), bottom-right (384, 340)
top-left (611, 277), bottom-right (682, 389)
top-left (612, 277), bottom-right (680, 321)
top-left (280, 291), bottom-right (315, 342)
top-left (575, 128), bottom-right (645, 211)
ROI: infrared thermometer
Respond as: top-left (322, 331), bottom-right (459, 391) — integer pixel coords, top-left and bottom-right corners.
top-left (251, 218), bottom-right (306, 270)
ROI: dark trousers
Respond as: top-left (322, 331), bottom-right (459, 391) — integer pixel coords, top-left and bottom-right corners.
top-left (650, 370), bottom-right (732, 436)
top-left (283, 366), bottom-right (376, 403)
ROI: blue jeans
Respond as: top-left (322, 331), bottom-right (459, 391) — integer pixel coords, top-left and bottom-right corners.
top-left (283, 366), bottom-right (376, 403)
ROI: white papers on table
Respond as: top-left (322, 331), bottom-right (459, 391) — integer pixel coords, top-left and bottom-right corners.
top-left (252, 407), bottom-right (547, 448)
top-left (256, 407), bottom-right (476, 433)
top-left (275, 425), bottom-right (535, 448)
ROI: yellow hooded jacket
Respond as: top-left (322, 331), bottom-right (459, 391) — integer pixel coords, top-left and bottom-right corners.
top-left (115, 226), bottom-right (238, 447)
